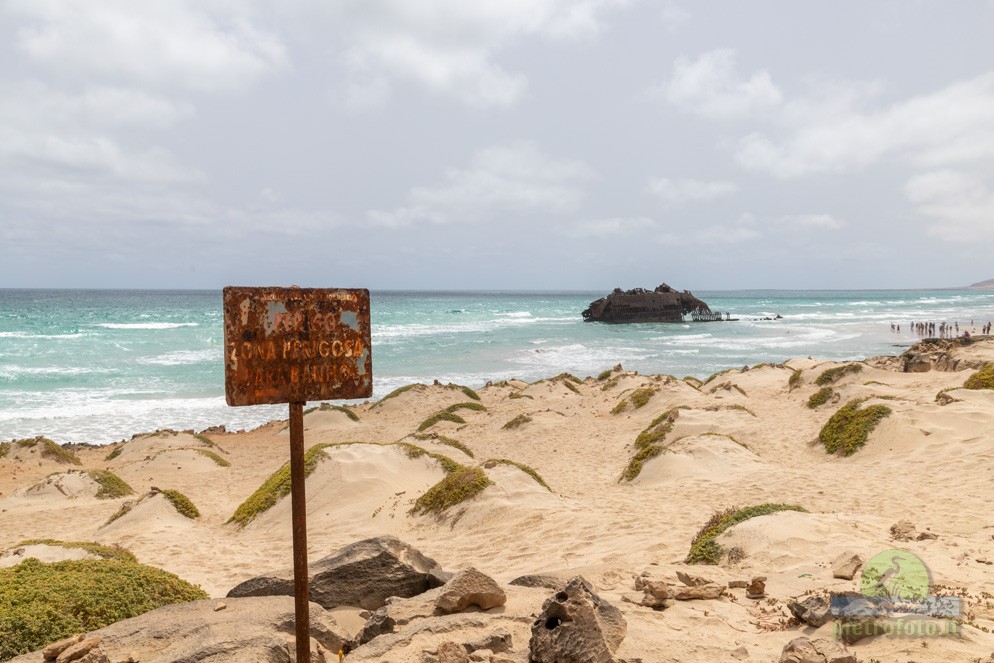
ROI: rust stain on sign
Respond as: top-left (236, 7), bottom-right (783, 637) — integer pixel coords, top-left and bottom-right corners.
top-left (223, 286), bottom-right (372, 406)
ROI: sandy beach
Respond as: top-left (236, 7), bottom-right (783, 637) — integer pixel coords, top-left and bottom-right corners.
top-left (3, 339), bottom-right (994, 662)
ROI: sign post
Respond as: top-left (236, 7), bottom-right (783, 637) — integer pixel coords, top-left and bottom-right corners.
top-left (223, 286), bottom-right (372, 663)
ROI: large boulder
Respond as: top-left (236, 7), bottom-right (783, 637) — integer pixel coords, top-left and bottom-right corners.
top-left (529, 576), bottom-right (626, 663)
top-left (228, 536), bottom-right (447, 610)
top-left (7, 596), bottom-right (350, 663)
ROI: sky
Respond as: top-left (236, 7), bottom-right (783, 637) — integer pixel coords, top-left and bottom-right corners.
top-left (1, 1), bottom-right (993, 291)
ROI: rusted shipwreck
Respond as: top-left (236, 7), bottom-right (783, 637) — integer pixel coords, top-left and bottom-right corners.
top-left (582, 283), bottom-right (731, 323)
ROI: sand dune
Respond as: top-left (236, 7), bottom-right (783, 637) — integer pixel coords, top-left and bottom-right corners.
top-left (3, 341), bottom-right (994, 661)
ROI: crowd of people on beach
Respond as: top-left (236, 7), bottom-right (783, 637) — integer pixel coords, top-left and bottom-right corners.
top-left (892, 320), bottom-right (992, 338)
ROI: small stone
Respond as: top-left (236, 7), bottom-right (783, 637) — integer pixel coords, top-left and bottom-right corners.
top-left (810, 638), bottom-right (857, 663)
top-left (890, 520), bottom-right (916, 541)
top-left (916, 531), bottom-right (938, 541)
top-left (676, 570), bottom-right (712, 587)
top-left (674, 584), bottom-right (725, 601)
top-left (787, 596), bottom-right (830, 627)
top-left (779, 637), bottom-right (822, 663)
top-left (728, 580), bottom-right (748, 589)
top-left (831, 551), bottom-right (863, 580)
top-left (746, 578), bottom-right (766, 599)
top-left (55, 636), bottom-right (101, 663)
top-left (213, 602), bottom-right (227, 611)
top-left (436, 567), bottom-right (506, 614)
top-left (43, 634), bottom-right (85, 660)
top-left (639, 580), bottom-right (674, 610)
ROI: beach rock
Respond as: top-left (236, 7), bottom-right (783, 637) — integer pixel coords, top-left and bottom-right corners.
top-left (55, 636), bottom-right (103, 662)
top-left (890, 520), bottom-right (917, 541)
top-left (8, 596), bottom-right (349, 663)
top-left (509, 573), bottom-right (566, 590)
top-left (227, 535), bottom-right (447, 610)
top-left (779, 636), bottom-right (857, 663)
top-left (639, 580), bottom-right (674, 610)
top-left (529, 576), bottom-right (627, 663)
top-left (429, 641), bottom-right (470, 663)
top-left (746, 577), bottom-right (766, 599)
top-left (779, 637), bottom-right (823, 663)
top-left (675, 570), bottom-right (712, 587)
top-left (787, 596), bottom-right (831, 627)
top-left (809, 638), bottom-right (857, 663)
top-left (436, 568), bottom-right (506, 614)
top-left (465, 631), bottom-right (512, 654)
top-left (831, 551), bottom-right (863, 580)
top-left (674, 584), bottom-right (724, 601)
top-left (728, 580), bottom-right (748, 589)
top-left (42, 634), bottom-right (84, 660)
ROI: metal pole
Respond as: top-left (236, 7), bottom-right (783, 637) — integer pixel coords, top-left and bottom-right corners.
top-left (289, 402), bottom-right (310, 663)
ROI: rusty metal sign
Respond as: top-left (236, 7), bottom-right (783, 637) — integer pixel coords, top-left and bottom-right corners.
top-left (223, 286), bottom-right (372, 406)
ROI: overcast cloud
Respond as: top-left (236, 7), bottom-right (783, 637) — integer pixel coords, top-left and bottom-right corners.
top-left (1, 1), bottom-right (992, 290)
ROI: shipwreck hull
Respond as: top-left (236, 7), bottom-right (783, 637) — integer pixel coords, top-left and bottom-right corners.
top-left (582, 284), bottom-right (727, 323)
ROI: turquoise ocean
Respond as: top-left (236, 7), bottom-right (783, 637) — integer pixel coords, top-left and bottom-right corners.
top-left (2, 288), bottom-right (993, 445)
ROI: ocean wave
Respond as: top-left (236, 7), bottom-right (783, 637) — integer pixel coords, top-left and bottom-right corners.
top-left (0, 331), bottom-right (84, 339)
top-left (94, 322), bottom-right (199, 330)
top-left (137, 349), bottom-right (220, 366)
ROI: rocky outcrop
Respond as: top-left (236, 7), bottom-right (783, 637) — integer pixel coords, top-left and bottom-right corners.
top-left (227, 536), bottom-right (448, 610)
top-left (529, 576), bottom-right (626, 663)
top-left (896, 339), bottom-right (987, 372)
top-left (8, 596), bottom-right (350, 663)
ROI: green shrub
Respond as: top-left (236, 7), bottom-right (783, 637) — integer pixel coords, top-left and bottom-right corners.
top-left (634, 408), bottom-right (678, 450)
top-left (0, 558), bottom-right (207, 660)
top-left (630, 387), bottom-right (657, 409)
top-left (410, 466), bottom-right (492, 515)
top-left (484, 458), bottom-right (551, 491)
top-left (104, 445), bottom-right (123, 461)
top-left (413, 434), bottom-right (474, 458)
top-left (373, 383), bottom-right (423, 408)
top-left (195, 449), bottom-right (231, 467)
top-left (725, 403), bottom-right (756, 417)
top-left (597, 369), bottom-right (614, 381)
top-left (446, 402), bottom-right (487, 414)
top-left (394, 442), bottom-right (462, 474)
top-left (815, 363), bottom-right (863, 386)
top-left (964, 363), bottom-right (994, 390)
top-left (600, 376), bottom-right (623, 391)
top-left (227, 444), bottom-right (330, 527)
top-left (788, 369), bottom-right (803, 391)
top-left (807, 387), bottom-right (833, 408)
top-left (87, 470), bottom-right (134, 499)
top-left (161, 490), bottom-right (200, 519)
top-left (12, 437), bottom-right (81, 466)
top-left (316, 403), bottom-right (360, 421)
top-left (449, 384), bottom-right (481, 401)
top-left (417, 411), bottom-right (466, 432)
top-left (502, 414), bottom-right (532, 430)
top-left (192, 433), bottom-right (218, 448)
top-left (0, 442), bottom-right (9, 459)
top-left (819, 400), bottom-right (892, 456)
top-left (13, 540), bottom-right (136, 563)
top-left (562, 380), bottom-right (581, 395)
top-left (508, 392), bottom-right (533, 400)
top-left (683, 376), bottom-right (703, 389)
top-left (686, 503), bottom-right (808, 564)
top-left (619, 445), bottom-right (666, 482)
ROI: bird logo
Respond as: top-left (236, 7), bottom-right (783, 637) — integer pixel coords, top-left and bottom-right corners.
top-left (860, 549), bottom-right (930, 603)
